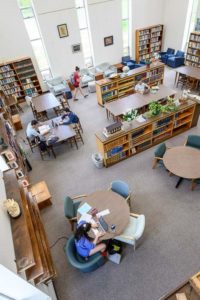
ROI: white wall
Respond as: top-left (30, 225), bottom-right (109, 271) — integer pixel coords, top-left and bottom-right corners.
top-left (163, 0), bottom-right (190, 51)
top-left (33, 0), bottom-right (84, 78)
top-left (0, 0), bottom-right (44, 90)
top-left (87, 0), bottom-right (123, 65)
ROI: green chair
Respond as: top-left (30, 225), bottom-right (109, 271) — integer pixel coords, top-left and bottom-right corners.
top-left (152, 143), bottom-right (167, 169)
top-left (64, 194), bottom-right (87, 231)
top-left (185, 135), bottom-right (200, 150)
top-left (65, 235), bottom-right (106, 272)
top-left (110, 180), bottom-right (131, 207)
top-left (191, 178), bottom-right (200, 191)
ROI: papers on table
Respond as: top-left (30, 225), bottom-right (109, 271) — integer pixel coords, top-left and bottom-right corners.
top-left (96, 209), bottom-right (110, 218)
top-left (77, 202), bottom-right (91, 215)
top-left (136, 115), bottom-right (146, 123)
top-left (78, 213), bottom-right (92, 223)
top-left (38, 125), bottom-right (50, 135)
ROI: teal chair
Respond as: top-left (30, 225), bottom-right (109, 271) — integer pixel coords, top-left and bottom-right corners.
top-left (115, 213), bottom-right (145, 251)
top-left (110, 180), bottom-right (131, 207)
top-left (152, 143), bottom-right (167, 169)
top-left (64, 194), bottom-right (87, 231)
top-left (191, 179), bottom-right (200, 191)
top-left (185, 135), bottom-right (200, 150)
top-left (65, 235), bottom-right (106, 272)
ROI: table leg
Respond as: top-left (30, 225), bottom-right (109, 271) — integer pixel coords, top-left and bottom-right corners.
top-left (175, 177), bottom-right (183, 188)
top-left (74, 137), bottom-right (78, 150)
top-left (106, 108), bottom-right (109, 119)
top-left (174, 71), bottom-right (179, 87)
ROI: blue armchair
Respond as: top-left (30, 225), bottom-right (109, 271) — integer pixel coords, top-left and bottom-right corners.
top-left (166, 50), bottom-right (185, 68)
top-left (122, 56), bottom-right (136, 70)
top-left (65, 235), bottom-right (106, 273)
top-left (160, 48), bottom-right (175, 64)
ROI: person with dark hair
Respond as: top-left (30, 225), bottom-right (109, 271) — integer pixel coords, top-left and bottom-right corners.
top-left (73, 66), bottom-right (88, 101)
top-left (26, 119), bottom-right (44, 141)
top-left (59, 108), bottom-right (79, 125)
top-left (75, 221), bottom-right (106, 258)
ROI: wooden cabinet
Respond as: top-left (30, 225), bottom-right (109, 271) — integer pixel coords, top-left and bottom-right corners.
top-left (135, 24), bottom-right (163, 62)
top-left (0, 57), bottom-right (42, 102)
top-left (185, 31), bottom-right (200, 68)
top-left (95, 100), bottom-right (195, 167)
top-left (96, 62), bottom-right (165, 106)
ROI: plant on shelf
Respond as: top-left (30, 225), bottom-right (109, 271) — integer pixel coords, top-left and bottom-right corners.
top-left (164, 96), bottom-right (178, 112)
top-left (123, 109), bottom-right (138, 122)
top-left (148, 101), bottom-right (163, 116)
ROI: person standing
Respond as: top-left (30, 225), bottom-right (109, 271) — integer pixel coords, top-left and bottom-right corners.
top-left (73, 66), bottom-right (88, 101)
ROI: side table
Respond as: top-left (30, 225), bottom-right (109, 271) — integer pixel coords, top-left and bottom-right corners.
top-left (95, 72), bottom-right (104, 81)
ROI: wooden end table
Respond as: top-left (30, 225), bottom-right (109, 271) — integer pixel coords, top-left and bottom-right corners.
top-left (113, 63), bottom-right (124, 73)
top-left (95, 72), bottom-right (104, 81)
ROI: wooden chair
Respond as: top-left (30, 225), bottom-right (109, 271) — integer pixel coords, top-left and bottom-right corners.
top-left (72, 124), bottom-right (84, 145)
top-left (38, 143), bottom-right (56, 160)
top-left (185, 76), bottom-right (198, 90)
top-left (53, 105), bottom-right (65, 116)
top-left (176, 73), bottom-right (187, 89)
top-left (60, 94), bottom-right (70, 109)
top-left (26, 136), bottom-right (38, 153)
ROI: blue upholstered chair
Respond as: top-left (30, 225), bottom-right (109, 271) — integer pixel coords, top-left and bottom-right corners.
top-left (166, 50), bottom-right (185, 68)
top-left (152, 143), bottom-right (167, 169)
top-left (110, 180), bottom-right (131, 207)
top-left (122, 56), bottom-right (136, 70)
top-left (64, 194), bottom-right (87, 231)
top-left (139, 60), bottom-right (146, 65)
top-left (185, 135), bottom-right (200, 150)
top-left (160, 48), bottom-right (175, 64)
top-left (65, 235), bottom-right (106, 272)
top-left (115, 213), bottom-right (145, 251)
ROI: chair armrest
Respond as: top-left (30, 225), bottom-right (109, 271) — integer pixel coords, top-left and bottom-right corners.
top-left (166, 54), bottom-right (174, 58)
top-left (154, 157), bottom-right (163, 160)
top-left (47, 83), bottom-right (53, 88)
top-left (117, 234), bottom-right (135, 241)
top-left (175, 57), bottom-right (185, 62)
top-left (69, 217), bottom-right (77, 221)
top-left (95, 67), bottom-right (102, 73)
top-left (110, 66), bottom-right (117, 73)
top-left (72, 194), bottom-right (87, 200)
top-left (160, 51), bottom-right (167, 55)
top-left (130, 213), bottom-right (139, 218)
top-left (130, 59), bottom-right (136, 64)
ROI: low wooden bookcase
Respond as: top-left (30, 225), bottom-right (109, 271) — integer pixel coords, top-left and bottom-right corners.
top-left (95, 100), bottom-right (196, 167)
top-left (96, 62), bottom-right (164, 106)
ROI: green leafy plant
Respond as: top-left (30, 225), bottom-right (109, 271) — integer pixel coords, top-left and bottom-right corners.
top-left (123, 109), bottom-right (138, 122)
top-left (164, 97), bottom-right (178, 112)
top-left (148, 101), bottom-right (162, 116)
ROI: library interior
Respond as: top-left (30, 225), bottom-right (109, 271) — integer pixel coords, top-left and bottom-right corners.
top-left (1, 1), bottom-right (200, 300)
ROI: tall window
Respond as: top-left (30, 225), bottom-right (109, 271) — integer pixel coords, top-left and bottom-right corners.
top-left (122, 0), bottom-right (132, 56)
top-left (17, 0), bottom-right (52, 81)
top-left (75, 0), bottom-right (94, 67)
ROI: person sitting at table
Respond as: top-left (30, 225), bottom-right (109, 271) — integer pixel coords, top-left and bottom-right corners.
top-left (26, 120), bottom-right (45, 142)
top-left (135, 80), bottom-right (150, 94)
top-left (59, 108), bottom-right (79, 125)
top-left (75, 220), bottom-right (106, 258)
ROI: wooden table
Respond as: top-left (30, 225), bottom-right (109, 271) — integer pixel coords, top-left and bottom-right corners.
top-left (40, 117), bottom-right (78, 149)
top-left (32, 93), bottom-right (60, 113)
top-left (113, 63), bottom-right (124, 73)
top-left (105, 85), bottom-right (176, 120)
top-left (163, 146), bottom-right (200, 188)
top-left (78, 190), bottom-right (130, 240)
top-left (95, 72), bottom-right (104, 81)
top-left (174, 66), bottom-right (200, 87)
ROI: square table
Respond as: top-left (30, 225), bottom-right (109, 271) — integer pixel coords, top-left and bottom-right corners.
top-left (32, 93), bottom-right (60, 113)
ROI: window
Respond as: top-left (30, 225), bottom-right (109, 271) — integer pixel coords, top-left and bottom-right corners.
top-left (75, 0), bottom-right (94, 67)
top-left (17, 0), bottom-right (52, 81)
top-left (122, 0), bottom-right (132, 56)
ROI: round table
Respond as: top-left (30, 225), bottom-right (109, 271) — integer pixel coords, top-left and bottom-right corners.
top-left (78, 190), bottom-right (130, 240)
top-left (163, 146), bottom-right (200, 188)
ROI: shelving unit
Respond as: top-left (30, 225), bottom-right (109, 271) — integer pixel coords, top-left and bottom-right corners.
top-left (0, 57), bottom-right (42, 101)
top-left (135, 24), bottom-right (163, 62)
top-left (185, 31), bottom-right (200, 68)
top-left (96, 62), bottom-right (165, 106)
top-left (95, 100), bottom-right (195, 167)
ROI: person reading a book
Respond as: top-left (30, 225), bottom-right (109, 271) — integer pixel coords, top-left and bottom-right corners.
top-left (26, 120), bottom-right (45, 142)
top-left (135, 80), bottom-right (150, 94)
top-left (59, 108), bottom-right (79, 125)
top-left (75, 221), bottom-right (106, 258)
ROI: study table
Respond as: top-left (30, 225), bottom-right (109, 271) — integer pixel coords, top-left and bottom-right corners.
top-left (77, 190), bottom-right (130, 240)
top-left (105, 85), bottom-right (176, 121)
top-left (163, 146), bottom-right (200, 188)
top-left (32, 93), bottom-right (60, 113)
top-left (174, 65), bottom-right (200, 87)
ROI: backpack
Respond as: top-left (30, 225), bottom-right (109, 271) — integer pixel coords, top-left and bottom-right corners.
top-left (70, 73), bottom-right (75, 85)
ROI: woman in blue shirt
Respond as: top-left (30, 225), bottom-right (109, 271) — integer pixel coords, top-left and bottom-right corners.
top-left (59, 108), bottom-right (79, 125)
top-left (75, 221), bottom-right (106, 258)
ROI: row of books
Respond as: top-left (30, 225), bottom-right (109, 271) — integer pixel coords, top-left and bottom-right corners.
top-left (102, 91), bottom-right (117, 101)
top-left (139, 54), bottom-right (151, 60)
top-left (139, 30), bottom-right (150, 36)
top-left (139, 40), bottom-right (150, 46)
top-left (0, 71), bottom-right (15, 79)
top-left (0, 77), bottom-right (16, 84)
top-left (151, 26), bottom-right (162, 33)
top-left (190, 34), bottom-right (200, 42)
top-left (151, 32), bottom-right (162, 38)
top-left (23, 83), bottom-right (36, 89)
top-left (189, 42), bottom-right (200, 49)
top-left (187, 48), bottom-right (200, 55)
top-left (185, 61), bottom-right (199, 67)
top-left (101, 84), bottom-right (117, 92)
top-left (2, 82), bottom-right (20, 89)
top-left (151, 37), bottom-right (160, 43)
top-left (4, 87), bottom-right (21, 95)
top-left (139, 34), bottom-right (150, 41)
top-left (25, 88), bottom-right (38, 96)
top-left (0, 65), bottom-right (12, 72)
top-left (14, 59), bottom-right (31, 68)
top-left (186, 54), bottom-right (200, 63)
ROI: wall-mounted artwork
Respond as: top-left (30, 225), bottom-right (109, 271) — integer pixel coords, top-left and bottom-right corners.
top-left (104, 36), bottom-right (114, 47)
top-left (72, 44), bottom-right (81, 53)
top-left (57, 24), bottom-right (69, 38)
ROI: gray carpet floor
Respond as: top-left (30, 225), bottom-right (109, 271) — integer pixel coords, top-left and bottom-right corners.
top-left (19, 66), bottom-right (200, 300)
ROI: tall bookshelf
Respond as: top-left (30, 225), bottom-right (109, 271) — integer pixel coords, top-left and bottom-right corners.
top-left (0, 57), bottom-right (42, 102)
top-left (185, 31), bottom-right (200, 68)
top-left (135, 24), bottom-right (163, 62)
top-left (95, 100), bottom-right (196, 167)
top-left (96, 62), bottom-right (165, 106)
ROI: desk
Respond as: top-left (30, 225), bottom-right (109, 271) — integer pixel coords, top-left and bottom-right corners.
top-left (174, 66), bottom-right (200, 87)
top-left (32, 93), bottom-right (60, 113)
top-left (163, 146), bottom-right (200, 188)
top-left (78, 190), bottom-right (130, 240)
top-left (105, 85), bottom-right (176, 120)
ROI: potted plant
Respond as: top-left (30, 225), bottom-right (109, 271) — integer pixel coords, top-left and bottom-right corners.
top-left (148, 101), bottom-right (162, 116)
top-left (164, 97), bottom-right (178, 112)
top-left (123, 109), bottom-right (138, 122)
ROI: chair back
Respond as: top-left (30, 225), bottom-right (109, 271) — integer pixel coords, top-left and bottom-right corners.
top-left (111, 180), bottom-right (130, 199)
top-left (134, 215), bottom-right (145, 240)
top-left (186, 135), bottom-right (200, 149)
top-left (167, 48), bottom-right (175, 55)
top-left (64, 196), bottom-right (75, 219)
top-left (154, 143), bottom-right (166, 158)
top-left (176, 50), bottom-right (185, 57)
top-left (122, 56), bottom-right (131, 63)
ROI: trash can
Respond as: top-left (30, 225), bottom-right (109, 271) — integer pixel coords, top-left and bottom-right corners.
top-left (92, 153), bottom-right (104, 168)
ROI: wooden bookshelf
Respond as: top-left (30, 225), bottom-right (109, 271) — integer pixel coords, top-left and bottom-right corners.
top-left (96, 62), bottom-right (165, 106)
top-left (185, 31), bottom-right (200, 68)
top-left (95, 100), bottom-right (195, 167)
top-left (135, 24), bottom-right (163, 62)
top-left (0, 57), bottom-right (42, 102)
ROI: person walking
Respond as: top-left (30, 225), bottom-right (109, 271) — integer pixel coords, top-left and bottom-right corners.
top-left (73, 66), bottom-right (88, 101)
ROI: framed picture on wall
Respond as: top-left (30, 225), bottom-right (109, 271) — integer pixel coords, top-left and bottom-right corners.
top-left (72, 44), bottom-right (81, 53)
top-left (7, 161), bottom-right (18, 169)
top-left (104, 36), bottom-right (114, 47)
top-left (57, 24), bottom-right (69, 38)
